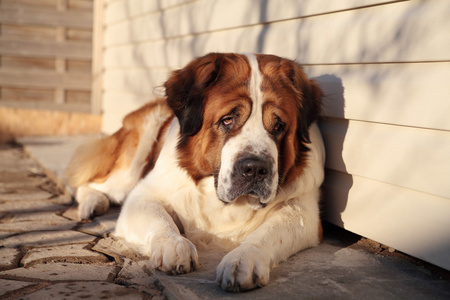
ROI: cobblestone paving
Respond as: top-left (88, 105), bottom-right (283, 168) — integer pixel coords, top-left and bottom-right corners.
top-left (0, 145), bottom-right (164, 299)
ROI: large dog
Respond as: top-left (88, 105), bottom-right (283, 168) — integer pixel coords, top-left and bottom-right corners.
top-left (66, 53), bottom-right (325, 292)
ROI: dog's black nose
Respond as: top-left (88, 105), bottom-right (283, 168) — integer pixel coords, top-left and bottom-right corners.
top-left (238, 157), bottom-right (271, 182)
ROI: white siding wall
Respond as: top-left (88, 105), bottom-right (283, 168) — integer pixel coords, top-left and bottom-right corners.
top-left (100, 0), bottom-right (450, 270)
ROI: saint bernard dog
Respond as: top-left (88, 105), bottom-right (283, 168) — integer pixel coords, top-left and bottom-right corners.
top-left (66, 53), bottom-right (325, 292)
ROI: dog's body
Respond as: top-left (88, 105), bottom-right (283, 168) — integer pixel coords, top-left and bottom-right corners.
top-left (66, 53), bottom-right (325, 292)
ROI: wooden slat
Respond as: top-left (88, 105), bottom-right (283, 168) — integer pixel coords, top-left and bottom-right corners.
top-left (0, 56), bottom-right (55, 71)
top-left (1, 87), bottom-right (54, 102)
top-left (322, 169), bottom-right (450, 271)
top-left (0, 70), bottom-right (91, 90)
top-left (319, 117), bottom-right (450, 199)
top-left (0, 0), bottom-right (56, 9)
top-left (0, 6), bottom-right (93, 28)
top-left (68, 0), bottom-right (93, 11)
top-left (0, 100), bottom-right (91, 113)
top-left (67, 28), bottom-right (92, 41)
top-left (66, 59), bottom-right (91, 73)
top-left (66, 90), bottom-right (91, 104)
top-left (0, 24), bottom-right (56, 41)
top-left (0, 39), bottom-right (92, 59)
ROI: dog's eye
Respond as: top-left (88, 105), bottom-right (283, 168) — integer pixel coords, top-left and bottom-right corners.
top-left (218, 107), bottom-right (241, 131)
top-left (221, 116), bottom-right (233, 127)
top-left (272, 120), bottom-right (285, 137)
top-left (219, 116), bottom-right (235, 131)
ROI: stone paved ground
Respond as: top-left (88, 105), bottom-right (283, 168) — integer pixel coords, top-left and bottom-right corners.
top-left (0, 142), bottom-right (449, 299)
top-left (0, 144), bottom-right (162, 299)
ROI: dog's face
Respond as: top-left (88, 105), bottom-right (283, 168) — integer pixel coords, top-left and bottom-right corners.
top-left (165, 53), bottom-right (322, 208)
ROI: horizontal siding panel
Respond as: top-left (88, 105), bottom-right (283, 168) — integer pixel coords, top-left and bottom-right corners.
top-left (102, 91), bottom-right (158, 134)
top-left (0, 6), bottom-right (93, 28)
top-left (104, 0), bottom-right (192, 24)
top-left (103, 42), bottom-right (171, 68)
top-left (0, 70), bottom-right (91, 90)
top-left (102, 68), bottom-right (167, 132)
top-left (0, 39), bottom-right (92, 59)
top-left (102, 68), bottom-right (170, 95)
top-left (305, 62), bottom-right (450, 131)
top-left (103, 0), bottom-right (450, 64)
top-left (320, 118), bottom-right (450, 199)
top-left (322, 169), bottom-right (450, 270)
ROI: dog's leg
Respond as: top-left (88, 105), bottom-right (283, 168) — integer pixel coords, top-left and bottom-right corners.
top-left (216, 192), bottom-right (321, 292)
top-left (76, 184), bottom-right (110, 220)
top-left (115, 189), bottom-right (198, 274)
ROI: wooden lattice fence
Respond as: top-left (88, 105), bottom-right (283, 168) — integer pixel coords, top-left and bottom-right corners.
top-left (0, 0), bottom-right (100, 141)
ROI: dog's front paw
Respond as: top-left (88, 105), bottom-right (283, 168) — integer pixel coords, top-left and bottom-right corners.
top-left (76, 187), bottom-right (110, 220)
top-left (216, 245), bottom-right (270, 292)
top-left (149, 233), bottom-right (198, 275)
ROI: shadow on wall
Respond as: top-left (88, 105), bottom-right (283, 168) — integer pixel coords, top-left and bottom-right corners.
top-left (313, 74), bottom-right (351, 228)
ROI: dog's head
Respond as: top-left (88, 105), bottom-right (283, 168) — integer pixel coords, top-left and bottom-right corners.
top-left (165, 53), bottom-right (322, 208)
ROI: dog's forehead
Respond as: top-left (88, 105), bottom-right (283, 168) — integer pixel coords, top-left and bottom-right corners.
top-left (203, 53), bottom-right (292, 103)
top-left (239, 53), bottom-right (298, 115)
top-left (239, 53), bottom-right (296, 99)
top-left (242, 53), bottom-right (263, 104)
top-left (217, 53), bottom-right (285, 86)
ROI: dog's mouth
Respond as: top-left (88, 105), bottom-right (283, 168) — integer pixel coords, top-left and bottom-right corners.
top-left (228, 182), bottom-right (272, 202)
top-left (215, 172), bottom-right (275, 208)
top-left (218, 193), bottom-right (268, 209)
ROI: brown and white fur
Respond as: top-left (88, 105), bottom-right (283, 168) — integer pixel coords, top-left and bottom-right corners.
top-left (66, 53), bottom-right (325, 292)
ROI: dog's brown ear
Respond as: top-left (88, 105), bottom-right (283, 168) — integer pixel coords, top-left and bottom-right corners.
top-left (281, 60), bottom-right (323, 148)
top-left (165, 53), bottom-right (224, 136)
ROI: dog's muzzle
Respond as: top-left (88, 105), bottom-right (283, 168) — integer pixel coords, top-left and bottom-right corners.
top-left (224, 154), bottom-right (273, 203)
